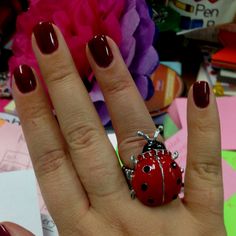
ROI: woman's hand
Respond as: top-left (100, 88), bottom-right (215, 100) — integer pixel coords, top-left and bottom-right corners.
top-left (3, 22), bottom-right (226, 236)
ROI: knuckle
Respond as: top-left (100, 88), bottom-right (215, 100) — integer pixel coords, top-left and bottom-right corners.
top-left (188, 147), bottom-right (221, 187)
top-left (189, 128), bottom-right (221, 181)
top-left (190, 115), bottom-right (220, 135)
top-left (192, 161), bottom-right (221, 177)
top-left (83, 162), bottom-right (115, 193)
top-left (65, 122), bottom-right (101, 152)
top-left (191, 155), bottom-right (222, 185)
top-left (33, 149), bottom-right (67, 176)
top-left (20, 99), bottom-right (50, 124)
top-left (119, 136), bottom-right (145, 155)
top-left (118, 129), bottom-right (161, 165)
top-left (197, 122), bottom-right (219, 135)
top-left (28, 103), bottom-right (47, 118)
top-left (45, 60), bottom-right (77, 84)
top-left (103, 72), bottom-right (134, 96)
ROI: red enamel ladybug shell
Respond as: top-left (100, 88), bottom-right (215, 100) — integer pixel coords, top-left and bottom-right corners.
top-left (131, 149), bottom-right (182, 207)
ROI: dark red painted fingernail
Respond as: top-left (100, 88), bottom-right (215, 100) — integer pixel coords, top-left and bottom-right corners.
top-left (33, 21), bottom-right (58, 54)
top-left (88, 35), bottom-right (113, 68)
top-left (14, 65), bottom-right (37, 93)
top-left (193, 81), bottom-right (210, 108)
top-left (0, 224), bottom-right (11, 236)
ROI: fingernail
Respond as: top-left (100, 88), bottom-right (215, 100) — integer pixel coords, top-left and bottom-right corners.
top-left (14, 65), bottom-right (37, 93)
top-left (193, 81), bottom-right (210, 108)
top-left (0, 224), bottom-right (11, 236)
top-left (33, 21), bottom-right (58, 54)
top-left (88, 35), bottom-right (113, 68)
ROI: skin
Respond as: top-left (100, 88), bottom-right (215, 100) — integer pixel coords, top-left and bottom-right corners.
top-left (2, 25), bottom-right (226, 236)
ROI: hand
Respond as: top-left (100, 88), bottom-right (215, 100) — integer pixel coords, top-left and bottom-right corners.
top-left (4, 22), bottom-right (226, 236)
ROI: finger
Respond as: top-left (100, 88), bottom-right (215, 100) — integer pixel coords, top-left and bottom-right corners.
top-left (31, 22), bottom-right (126, 202)
top-left (1, 223), bottom-right (33, 236)
top-left (86, 35), bottom-right (157, 165)
top-left (12, 65), bottom-right (88, 225)
top-left (184, 81), bottom-right (224, 216)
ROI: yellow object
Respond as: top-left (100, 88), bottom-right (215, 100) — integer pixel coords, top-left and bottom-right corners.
top-left (172, 0), bottom-right (194, 13)
top-left (213, 83), bottom-right (225, 96)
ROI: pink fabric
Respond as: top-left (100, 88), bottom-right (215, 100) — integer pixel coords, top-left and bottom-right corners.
top-left (9, 0), bottom-right (125, 79)
top-left (0, 99), bottom-right (11, 112)
top-left (8, 0), bottom-right (158, 125)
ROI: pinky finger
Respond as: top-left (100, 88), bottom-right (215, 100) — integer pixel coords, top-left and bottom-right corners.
top-left (184, 81), bottom-right (224, 216)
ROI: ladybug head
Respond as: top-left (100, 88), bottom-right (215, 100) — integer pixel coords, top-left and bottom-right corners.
top-left (137, 126), bottom-right (166, 153)
top-left (142, 140), bottom-right (166, 152)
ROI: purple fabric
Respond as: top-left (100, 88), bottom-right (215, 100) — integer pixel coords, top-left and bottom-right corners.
top-left (90, 0), bottom-right (159, 125)
top-left (119, 0), bottom-right (159, 99)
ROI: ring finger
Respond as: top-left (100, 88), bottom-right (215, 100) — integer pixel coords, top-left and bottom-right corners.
top-left (86, 35), bottom-right (157, 166)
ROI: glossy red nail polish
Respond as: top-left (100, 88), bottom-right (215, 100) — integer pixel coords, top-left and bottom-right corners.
top-left (193, 81), bottom-right (210, 108)
top-left (0, 224), bottom-right (11, 236)
top-left (33, 21), bottom-right (58, 54)
top-left (14, 65), bottom-right (37, 93)
top-left (88, 35), bottom-right (113, 68)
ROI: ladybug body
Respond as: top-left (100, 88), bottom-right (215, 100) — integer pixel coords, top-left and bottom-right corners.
top-left (124, 128), bottom-right (183, 207)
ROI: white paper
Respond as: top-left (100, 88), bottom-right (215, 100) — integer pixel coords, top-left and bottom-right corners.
top-left (0, 170), bottom-right (43, 236)
top-left (0, 112), bottom-right (20, 125)
top-left (169, 0), bottom-right (236, 32)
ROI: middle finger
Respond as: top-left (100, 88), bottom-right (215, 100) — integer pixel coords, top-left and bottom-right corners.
top-left (32, 22), bottom-right (126, 201)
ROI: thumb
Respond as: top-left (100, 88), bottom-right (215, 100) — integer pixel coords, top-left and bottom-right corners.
top-left (0, 223), bottom-right (34, 236)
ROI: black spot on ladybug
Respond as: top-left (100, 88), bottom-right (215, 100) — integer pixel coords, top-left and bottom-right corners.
top-left (141, 183), bottom-right (148, 191)
top-left (172, 194), bottom-right (178, 200)
top-left (177, 178), bottom-right (181, 185)
top-left (147, 198), bottom-right (155, 204)
top-left (143, 165), bottom-right (151, 173)
top-left (171, 162), bottom-right (177, 169)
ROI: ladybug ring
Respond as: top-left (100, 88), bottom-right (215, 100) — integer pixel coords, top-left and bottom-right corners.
top-left (122, 126), bottom-right (183, 207)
